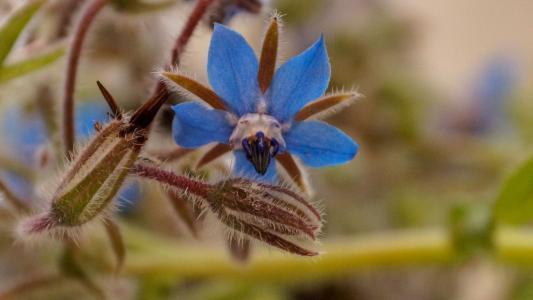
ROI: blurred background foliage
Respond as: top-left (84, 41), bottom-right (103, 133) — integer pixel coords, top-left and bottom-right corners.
top-left (0, 0), bottom-right (532, 299)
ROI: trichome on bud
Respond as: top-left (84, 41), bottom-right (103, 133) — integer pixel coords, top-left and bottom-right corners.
top-left (132, 163), bottom-right (323, 256)
top-left (22, 84), bottom-right (168, 236)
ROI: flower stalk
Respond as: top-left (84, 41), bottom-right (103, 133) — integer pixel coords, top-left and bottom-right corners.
top-left (63, 0), bottom-right (109, 155)
top-left (131, 163), bottom-right (323, 256)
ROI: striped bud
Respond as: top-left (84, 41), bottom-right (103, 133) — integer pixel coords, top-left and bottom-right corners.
top-left (207, 179), bottom-right (322, 256)
top-left (22, 84), bottom-right (168, 236)
top-left (132, 163), bottom-right (323, 256)
top-left (23, 119), bottom-right (144, 235)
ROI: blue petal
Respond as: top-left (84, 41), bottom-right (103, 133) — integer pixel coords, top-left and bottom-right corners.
top-left (267, 36), bottom-right (330, 122)
top-left (208, 24), bottom-right (260, 116)
top-left (233, 150), bottom-right (277, 183)
top-left (2, 106), bottom-right (47, 163)
top-left (172, 102), bottom-right (233, 148)
top-left (284, 120), bottom-right (357, 168)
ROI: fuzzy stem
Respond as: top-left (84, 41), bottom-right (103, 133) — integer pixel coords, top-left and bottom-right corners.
top-left (62, 0), bottom-right (108, 156)
top-left (132, 163), bottom-right (211, 198)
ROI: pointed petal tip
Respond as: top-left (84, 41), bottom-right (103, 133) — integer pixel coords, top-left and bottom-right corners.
top-left (213, 22), bottom-right (234, 34)
top-left (267, 33), bottom-right (331, 121)
top-left (208, 22), bottom-right (260, 115)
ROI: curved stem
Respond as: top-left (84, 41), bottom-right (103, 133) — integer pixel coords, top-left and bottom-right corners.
top-left (170, 0), bottom-right (215, 66)
top-left (62, 0), bottom-right (108, 156)
top-left (131, 0), bottom-right (217, 130)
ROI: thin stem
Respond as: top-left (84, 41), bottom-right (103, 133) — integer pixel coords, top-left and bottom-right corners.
top-left (62, 0), bottom-right (108, 156)
top-left (170, 0), bottom-right (216, 66)
top-left (132, 163), bottom-right (211, 198)
top-left (131, 0), bottom-right (217, 130)
top-left (0, 179), bottom-right (28, 212)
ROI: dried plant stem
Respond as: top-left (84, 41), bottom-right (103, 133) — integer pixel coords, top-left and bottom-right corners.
top-left (62, 0), bottom-right (108, 156)
top-left (132, 163), bottom-right (210, 198)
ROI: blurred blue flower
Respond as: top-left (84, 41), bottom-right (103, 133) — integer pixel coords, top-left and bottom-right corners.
top-left (0, 101), bottom-right (140, 211)
top-left (471, 56), bottom-right (517, 133)
top-left (2, 101), bottom-right (110, 164)
top-left (2, 106), bottom-right (48, 163)
top-left (171, 24), bottom-right (358, 183)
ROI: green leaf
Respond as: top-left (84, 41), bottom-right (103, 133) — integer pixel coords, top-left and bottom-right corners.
top-left (0, 47), bottom-right (65, 84)
top-left (494, 156), bottom-right (533, 224)
top-left (0, 0), bottom-right (47, 66)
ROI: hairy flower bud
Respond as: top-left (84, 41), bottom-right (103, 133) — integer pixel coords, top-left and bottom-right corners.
top-left (22, 85), bottom-right (169, 236)
top-left (207, 179), bottom-right (322, 256)
top-left (131, 163), bottom-right (323, 256)
top-left (22, 119), bottom-right (144, 236)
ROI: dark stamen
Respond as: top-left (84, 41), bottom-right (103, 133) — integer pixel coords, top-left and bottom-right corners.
top-left (242, 131), bottom-right (280, 175)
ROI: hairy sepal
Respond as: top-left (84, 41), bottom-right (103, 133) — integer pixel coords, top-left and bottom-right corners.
top-left (24, 119), bottom-right (143, 235)
top-left (208, 179), bottom-right (322, 256)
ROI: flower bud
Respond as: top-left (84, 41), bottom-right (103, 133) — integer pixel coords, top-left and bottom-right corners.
top-left (23, 119), bottom-right (144, 235)
top-left (131, 163), bottom-right (323, 256)
top-left (207, 179), bottom-right (322, 256)
top-left (22, 83), bottom-right (168, 236)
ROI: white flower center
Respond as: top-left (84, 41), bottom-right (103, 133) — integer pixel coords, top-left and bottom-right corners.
top-left (229, 113), bottom-right (285, 150)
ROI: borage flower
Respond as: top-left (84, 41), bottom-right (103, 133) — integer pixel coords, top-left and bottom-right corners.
top-left (164, 17), bottom-right (359, 189)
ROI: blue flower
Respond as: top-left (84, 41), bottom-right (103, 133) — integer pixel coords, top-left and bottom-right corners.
top-left (166, 19), bottom-right (359, 186)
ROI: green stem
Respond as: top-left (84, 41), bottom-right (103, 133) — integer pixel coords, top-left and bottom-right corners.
top-left (114, 225), bottom-right (533, 281)
top-left (122, 226), bottom-right (454, 281)
top-left (494, 226), bottom-right (533, 265)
